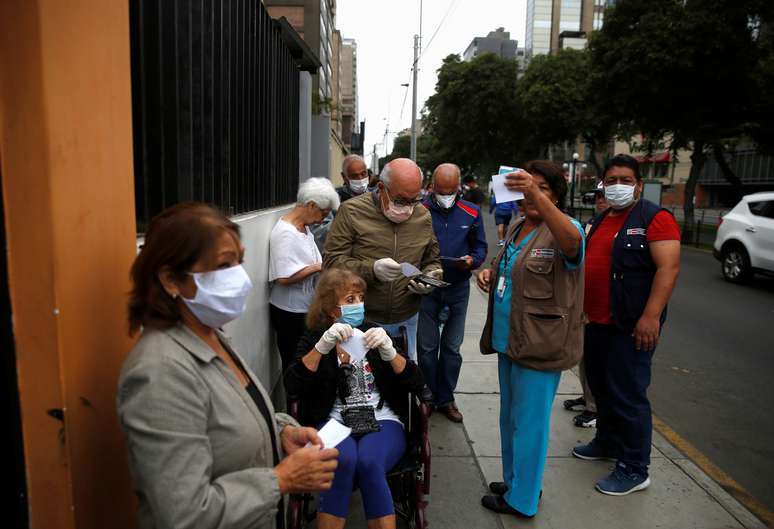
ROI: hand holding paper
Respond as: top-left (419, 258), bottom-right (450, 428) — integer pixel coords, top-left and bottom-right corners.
top-left (492, 165), bottom-right (524, 203)
top-left (339, 328), bottom-right (369, 362)
top-left (313, 419), bottom-right (352, 449)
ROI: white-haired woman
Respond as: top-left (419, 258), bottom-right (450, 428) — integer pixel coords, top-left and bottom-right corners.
top-left (270, 177), bottom-right (341, 372)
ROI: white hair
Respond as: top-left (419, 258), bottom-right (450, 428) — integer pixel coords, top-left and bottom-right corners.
top-left (380, 163), bottom-right (393, 186)
top-left (297, 177), bottom-right (340, 211)
top-left (341, 154), bottom-right (366, 175)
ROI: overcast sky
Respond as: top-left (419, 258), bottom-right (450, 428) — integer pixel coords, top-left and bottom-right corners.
top-left (336, 0), bottom-right (527, 161)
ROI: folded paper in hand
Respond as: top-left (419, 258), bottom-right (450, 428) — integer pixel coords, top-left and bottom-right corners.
top-left (309, 419), bottom-right (351, 449)
top-left (340, 328), bottom-right (369, 362)
top-left (492, 165), bottom-right (524, 203)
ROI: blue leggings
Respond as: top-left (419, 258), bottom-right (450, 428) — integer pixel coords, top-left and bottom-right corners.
top-left (318, 420), bottom-right (406, 519)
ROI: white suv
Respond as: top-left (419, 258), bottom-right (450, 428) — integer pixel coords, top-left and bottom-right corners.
top-left (714, 192), bottom-right (774, 283)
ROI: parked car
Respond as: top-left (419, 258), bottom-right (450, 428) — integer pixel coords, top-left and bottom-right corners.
top-left (713, 191), bottom-right (774, 282)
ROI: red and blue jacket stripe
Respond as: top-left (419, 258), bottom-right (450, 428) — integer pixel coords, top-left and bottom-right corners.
top-left (423, 196), bottom-right (489, 284)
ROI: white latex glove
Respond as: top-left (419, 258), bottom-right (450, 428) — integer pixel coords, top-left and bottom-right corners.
top-left (407, 279), bottom-right (434, 295)
top-left (314, 323), bottom-right (353, 354)
top-left (373, 258), bottom-right (403, 282)
top-left (363, 327), bottom-right (397, 362)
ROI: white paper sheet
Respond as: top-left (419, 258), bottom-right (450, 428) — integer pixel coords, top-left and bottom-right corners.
top-left (492, 165), bottom-right (525, 203)
top-left (340, 328), bottom-right (369, 362)
top-left (400, 262), bottom-right (421, 278)
top-left (311, 419), bottom-right (351, 449)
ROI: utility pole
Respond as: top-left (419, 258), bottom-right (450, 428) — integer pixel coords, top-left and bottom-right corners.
top-left (410, 34), bottom-right (419, 161)
top-left (372, 143), bottom-right (379, 174)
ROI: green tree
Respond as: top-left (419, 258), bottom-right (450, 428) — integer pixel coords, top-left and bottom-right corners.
top-left (590, 0), bottom-right (772, 238)
top-left (423, 53), bottom-right (532, 178)
top-left (516, 48), bottom-right (616, 176)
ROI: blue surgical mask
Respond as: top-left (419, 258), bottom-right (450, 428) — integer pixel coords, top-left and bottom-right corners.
top-left (338, 302), bottom-right (365, 327)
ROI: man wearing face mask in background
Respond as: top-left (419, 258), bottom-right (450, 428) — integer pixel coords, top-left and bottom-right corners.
top-left (324, 158), bottom-right (442, 361)
top-left (418, 164), bottom-right (487, 422)
top-left (310, 156), bottom-right (373, 253)
top-left (337, 155), bottom-right (372, 203)
top-left (572, 154), bottom-right (681, 496)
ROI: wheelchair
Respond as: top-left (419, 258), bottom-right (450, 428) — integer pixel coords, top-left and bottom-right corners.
top-left (286, 327), bottom-right (432, 529)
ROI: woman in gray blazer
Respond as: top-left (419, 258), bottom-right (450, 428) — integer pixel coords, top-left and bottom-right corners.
top-left (118, 203), bottom-right (339, 529)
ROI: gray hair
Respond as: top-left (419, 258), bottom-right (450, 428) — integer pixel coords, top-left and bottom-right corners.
top-left (379, 163), bottom-right (393, 186)
top-left (341, 154), bottom-right (366, 175)
top-left (297, 177), bottom-right (340, 211)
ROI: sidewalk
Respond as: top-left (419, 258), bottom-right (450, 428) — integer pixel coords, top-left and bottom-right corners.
top-left (422, 279), bottom-right (767, 529)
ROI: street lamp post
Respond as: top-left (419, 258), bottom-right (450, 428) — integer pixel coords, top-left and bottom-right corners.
top-left (562, 152), bottom-right (586, 216)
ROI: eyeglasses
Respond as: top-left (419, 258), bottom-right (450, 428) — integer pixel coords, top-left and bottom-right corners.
top-left (383, 185), bottom-right (422, 208)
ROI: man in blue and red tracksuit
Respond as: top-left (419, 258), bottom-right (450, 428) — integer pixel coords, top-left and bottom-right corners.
top-left (418, 163), bottom-right (488, 422)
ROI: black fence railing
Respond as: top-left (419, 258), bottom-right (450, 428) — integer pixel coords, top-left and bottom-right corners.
top-left (130, 0), bottom-right (300, 232)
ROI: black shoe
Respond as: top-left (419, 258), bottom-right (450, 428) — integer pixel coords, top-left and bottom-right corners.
top-left (488, 481), bottom-right (508, 495)
top-left (573, 410), bottom-right (597, 428)
top-left (481, 495), bottom-right (533, 518)
top-left (563, 396), bottom-right (586, 411)
top-left (487, 483), bottom-right (543, 499)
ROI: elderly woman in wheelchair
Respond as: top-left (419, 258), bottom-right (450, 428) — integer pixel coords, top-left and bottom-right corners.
top-left (285, 269), bottom-right (425, 529)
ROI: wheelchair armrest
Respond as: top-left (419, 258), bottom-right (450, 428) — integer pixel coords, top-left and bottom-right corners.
top-left (418, 384), bottom-right (434, 405)
top-left (287, 396), bottom-right (301, 421)
top-left (388, 326), bottom-right (410, 359)
top-left (417, 396), bottom-right (432, 495)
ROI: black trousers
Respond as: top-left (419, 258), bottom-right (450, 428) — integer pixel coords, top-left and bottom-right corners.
top-left (269, 304), bottom-right (307, 374)
top-left (584, 323), bottom-right (654, 476)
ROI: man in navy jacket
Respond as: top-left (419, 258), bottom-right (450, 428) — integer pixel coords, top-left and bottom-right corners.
top-left (419, 163), bottom-right (488, 422)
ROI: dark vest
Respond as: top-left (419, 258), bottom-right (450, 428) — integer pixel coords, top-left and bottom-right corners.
top-left (586, 199), bottom-right (671, 332)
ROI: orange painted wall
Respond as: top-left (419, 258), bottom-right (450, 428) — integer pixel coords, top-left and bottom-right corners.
top-left (0, 1), bottom-right (137, 528)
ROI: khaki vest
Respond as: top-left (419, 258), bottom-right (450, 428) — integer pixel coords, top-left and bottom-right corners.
top-left (480, 217), bottom-right (585, 371)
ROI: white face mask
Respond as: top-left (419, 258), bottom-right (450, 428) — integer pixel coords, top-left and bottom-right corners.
top-left (604, 184), bottom-right (636, 210)
top-left (435, 193), bottom-right (457, 209)
top-left (348, 177), bottom-right (369, 194)
top-left (181, 265), bottom-right (253, 328)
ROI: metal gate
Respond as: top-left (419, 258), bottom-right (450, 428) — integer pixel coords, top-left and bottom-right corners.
top-left (130, 0), bottom-right (301, 231)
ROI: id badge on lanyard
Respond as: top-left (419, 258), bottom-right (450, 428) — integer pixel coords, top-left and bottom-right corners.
top-left (495, 275), bottom-right (506, 301)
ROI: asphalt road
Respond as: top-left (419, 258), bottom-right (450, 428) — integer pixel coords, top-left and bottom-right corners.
top-left (652, 247), bottom-right (774, 512)
top-left (474, 207), bottom-right (774, 512)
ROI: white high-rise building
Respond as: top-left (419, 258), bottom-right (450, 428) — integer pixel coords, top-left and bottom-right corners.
top-left (525, 0), bottom-right (616, 59)
top-left (525, 0), bottom-right (553, 58)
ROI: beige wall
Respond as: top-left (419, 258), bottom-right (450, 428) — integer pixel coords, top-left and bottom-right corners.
top-left (329, 132), bottom-right (348, 186)
top-left (265, 5), bottom-right (305, 29)
top-left (341, 39), bottom-right (357, 145)
top-left (331, 30), bottom-right (343, 138)
top-left (0, 1), bottom-right (137, 528)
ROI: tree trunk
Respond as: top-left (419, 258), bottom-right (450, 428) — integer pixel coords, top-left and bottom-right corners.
top-left (711, 142), bottom-right (744, 202)
top-left (683, 139), bottom-right (707, 242)
top-left (587, 139), bottom-right (604, 178)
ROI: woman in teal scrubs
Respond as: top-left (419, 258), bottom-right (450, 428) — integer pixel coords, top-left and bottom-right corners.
top-left (477, 160), bottom-right (586, 517)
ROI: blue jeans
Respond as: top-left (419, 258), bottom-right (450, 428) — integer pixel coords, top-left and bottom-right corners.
top-left (375, 313), bottom-right (419, 362)
top-left (318, 420), bottom-right (406, 519)
top-left (417, 280), bottom-right (470, 407)
top-left (584, 323), bottom-right (654, 476)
